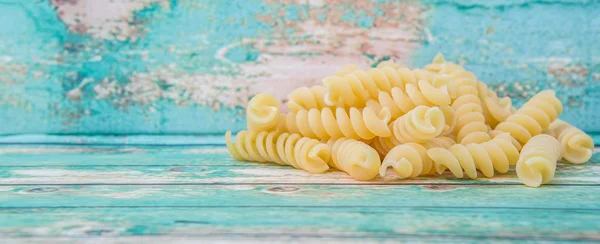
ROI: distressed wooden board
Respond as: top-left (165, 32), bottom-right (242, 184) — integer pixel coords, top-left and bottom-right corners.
top-left (1, 145), bottom-right (600, 242)
top-left (1, 0), bottom-right (599, 135)
top-left (0, 185), bottom-right (598, 209)
top-left (0, 207), bottom-right (599, 242)
top-left (1, 164), bottom-right (599, 185)
top-left (1, 146), bottom-right (599, 185)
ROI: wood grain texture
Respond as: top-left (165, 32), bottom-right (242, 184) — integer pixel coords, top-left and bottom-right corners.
top-left (1, 147), bottom-right (599, 185)
top-left (1, 145), bottom-right (600, 242)
top-left (1, 0), bottom-right (599, 135)
top-left (1, 208), bottom-right (599, 242)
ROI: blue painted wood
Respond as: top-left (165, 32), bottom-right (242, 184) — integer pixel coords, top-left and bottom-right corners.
top-left (0, 146), bottom-right (598, 185)
top-left (1, 145), bottom-right (599, 242)
top-left (0, 206), bottom-right (599, 241)
top-left (1, 0), bottom-right (599, 135)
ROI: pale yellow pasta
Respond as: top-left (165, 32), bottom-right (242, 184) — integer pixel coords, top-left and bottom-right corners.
top-left (286, 86), bottom-right (329, 112)
top-left (516, 134), bottom-right (561, 187)
top-left (322, 65), bottom-right (405, 107)
top-left (285, 107), bottom-right (392, 141)
top-left (478, 82), bottom-right (515, 128)
top-left (371, 130), bottom-right (455, 157)
top-left (489, 129), bottom-right (522, 152)
top-left (246, 93), bottom-right (281, 132)
top-left (422, 136), bottom-right (457, 149)
top-left (225, 130), bottom-right (330, 174)
top-left (545, 119), bottom-right (593, 164)
top-left (424, 54), bottom-right (477, 98)
top-left (328, 138), bottom-right (381, 181)
top-left (387, 105), bottom-right (446, 143)
top-left (495, 90), bottom-right (563, 147)
top-left (428, 133), bottom-right (519, 179)
top-left (379, 136), bottom-right (456, 178)
top-left (452, 94), bottom-right (490, 144)
top-left (376, 61), bottom-right (418, 87)
top-left (379, 143), bottom-right (430, 179)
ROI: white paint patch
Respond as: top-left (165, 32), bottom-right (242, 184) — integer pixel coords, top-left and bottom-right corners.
top-left (52, 0), bottom-right (171, 41)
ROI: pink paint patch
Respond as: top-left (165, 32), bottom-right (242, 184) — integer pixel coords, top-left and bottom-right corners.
top-left (218, 0), bottom-right (427, 109)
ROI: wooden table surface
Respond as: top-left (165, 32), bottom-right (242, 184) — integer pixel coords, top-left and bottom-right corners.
top-left (1, 143), bottom-right (599, 243)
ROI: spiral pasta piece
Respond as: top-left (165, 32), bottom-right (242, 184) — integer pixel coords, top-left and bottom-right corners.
top-left (328, 138), bottom-right (381, 181)
top-left (389, 105), bottom-right (446, 143)
top-left (545, 119), bottom-right (593, 164)
top-left (490, 129), bottom-right (522, 151)
top-left (452, 94), bottom-right (490, 144)
top-left (286, 86), bottom-right (329, 112)
top-left (427, 133), bottom-right (520, 179)
top-left (247, 93), bottom-right (281, 132)
top-left (495, 90), bottom-right (563, 147)
top-left (516, 134), bottom-right (561, 187)
top-left (285, 107), bottom-right (392, 141)
top-left (478, 82), bottom-right (515, 127)
top-left (322, 66), bottom-right (405, 107)
top-left (225, 130), bottom-right (331, 174)
top-left (424, 54), bottom-right (477, 98)
top-left (379, 143), bottom-right (429, 179)
top-left (378, 136), bottom-right (456, 178)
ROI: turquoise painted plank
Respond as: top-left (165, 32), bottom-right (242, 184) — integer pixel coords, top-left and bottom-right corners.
top-left (1, 146), bottom-right (598, 185)
top-left (0, 135), bottom-right (225, 146)
top-left (1, 145), bottom-right (598, 167)
top-left (1, 0), bottom-right (600, 135)
top-left (5, 237), bottom-right (579, 244)
top-left (0, 147), bottom-right (234, 166)
top-left (0, 163), bottom-right (598, 185)
top-left (0, 207), bottom-right (598, 241)
top-left (1, 185), bottom-right (598, 209)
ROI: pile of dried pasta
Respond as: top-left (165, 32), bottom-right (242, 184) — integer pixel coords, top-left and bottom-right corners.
top-left (225, 54), bottom-right (594, 187)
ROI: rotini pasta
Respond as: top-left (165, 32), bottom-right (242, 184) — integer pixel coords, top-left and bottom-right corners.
top-left (388, 105), bottom-right (447, 143)
top-left (545, 119), bottom-right (593, 164)
top-left (428, 133), bottom-right (519, 178)
top-left (516, 134), bottom-right (561, 187)
top-left (379, 136), bottom-right (456, 178)
top-left (379, 143), bottom-right (429, 179)
top-left (285, 107), bottom-right (392, 140)
top-left (247, 93), bottom-right (281, 132)
top-left (478, 82), bottom-right (515, 128)
top-left (328, 138), bottom-right (381, 181)
top-left (424, 54), bottom-right (476, 98)
top-left (495, 90), bottom-right (563, 146)
top-left (225, 130), bottom-right (330, 174)
top-left (322, 66), bottom-right (404, 107)
top-left (225, 53), bottom-right (589, 188)
top-left (451, 94), bottom-right (490, 144)
top-left (286, 86), bottom-right (329, 112)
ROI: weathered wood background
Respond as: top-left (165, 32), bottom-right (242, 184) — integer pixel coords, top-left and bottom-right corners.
top-left (1, 0), bottom-right (599, 136)
top-left (0, 145), bottom-right (599, 242)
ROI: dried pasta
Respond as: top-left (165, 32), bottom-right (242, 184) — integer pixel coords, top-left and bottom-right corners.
top-left (425, 54), bottom-right (478, 98)
top-left (225, 130), bottom-right (330, 174)
top-left (247, 93), bottom-right (281, 132)
top-left (495, 90), bottom-right (563, 146)
top-left (322, 66), bottom-right (404, 107)
top-left (225, 53), bottom-right (591, 187)
top-left (478, 82), bottom-right (515, 128)
top-left (452, 94), bottom-right (490, 144)
top-left (388, 105), bottom-right (447, 143)
top-left (328, 138), bottom-right (381, 181)
top-left (284, 107), bottom-right (392, 140)
top-left (428, 133), bottom-right (519, 178)
top-left (516, 134), bottom-right (561, 187)
top-left (286, 86), bottom-right (329, 112)
top-left (545, 119), bottom-right (593, 164)
top-left (379, 136), bottom-right (455, 178)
